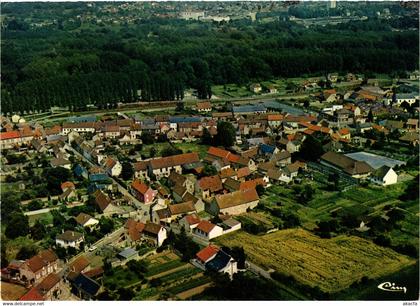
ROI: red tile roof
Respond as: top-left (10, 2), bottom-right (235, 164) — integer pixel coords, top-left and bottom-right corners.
top-left (69, 256), bottom-right (90, 274)
top-left (184, 214), bottom-right (201, 225)
top-left (207, 147), bottom-right (242, 164)
top-left (199, 175), bottom-right (223, 192)
top-left (82, 267), bottom-right (104, 279)
top-left (207, 146), bottom-right (231, 159)
top-left (61, 181), bottom-right (75, 191)
top-left (219, 167), bottom-right (236, 178)
top-left (239, 178), bottom-right (266, 191)
top-left (197, 101), bottom-right (212, 110)
top-left (133, 161), bottom-right (149, 171)
top-left (196, 220), bottom-right (216, 233)
top-left (19, 287), bottom-right (45, 301)
top-left (168, 201), bottom-right (195, 215)
top-left (131, 180), bottom-right (150, 195)
top-left (338, 128), bottom-right (350, 135)
top-left (125, 218), bottom-right (145, 241)
top-left (196, 245), bottom-right (219, 263)
top-left (149, 152), bottom-right (199, 170)
top-left (0, 131), bottom-right (20, 140)
top-left (215, 188), bottom-right (259, 209)
top-left (236, 167), bottom-right (251, 179)
top-left (25, 250), bottom-right (57, 273)
top-left (267, 114), bottom-right (283, 121)
top-left (35, 273), bottom-right (61, 295)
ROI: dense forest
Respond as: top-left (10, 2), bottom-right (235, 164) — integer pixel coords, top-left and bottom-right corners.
top-left (1, 2), bottom-right (418, 114)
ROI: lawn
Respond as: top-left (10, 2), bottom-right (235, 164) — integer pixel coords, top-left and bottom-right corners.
top-left (141, 142), bottom-right (209, 159)
top-left (27, 211), bottom-right (53, 226)
top-left (212, 84), bottom-right (253, 99)
top-left (173, 142), bottom-right (210, 160)
top-left (215, 229), bottom-right (415, 293)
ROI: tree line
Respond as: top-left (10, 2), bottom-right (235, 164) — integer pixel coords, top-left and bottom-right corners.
top-left (1, 4), bottom-right (418, 113)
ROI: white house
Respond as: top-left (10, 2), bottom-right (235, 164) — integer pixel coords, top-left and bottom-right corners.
top-left (193, 220), bottom-right (224, 240)
top-left (75, 213), bottom-right (99, 228)
top-left (56, 231), bottom-right (84, 249)
top-left (371, 166), bottom-right (398, 186)
top-left (102, 157), bottom-right (122, 177)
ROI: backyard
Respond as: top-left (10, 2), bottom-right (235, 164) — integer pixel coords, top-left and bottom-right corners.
top-left (103, 251), bottom-right (212, 300)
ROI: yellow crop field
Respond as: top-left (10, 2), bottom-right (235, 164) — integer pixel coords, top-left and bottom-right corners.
top-left (215, 229), bottom-right (415, 293)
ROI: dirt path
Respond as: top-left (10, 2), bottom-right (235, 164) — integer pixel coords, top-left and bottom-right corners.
top-left (176, 282), bottom-right (212, 300)
top-left (147, 263), bottom-right (190, 280)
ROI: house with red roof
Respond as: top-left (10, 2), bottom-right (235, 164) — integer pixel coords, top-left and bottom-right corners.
top-left (196, 175), bottom-right (223, 199)
top-left (19, 250), bottom-right (59, 286)
top-left (267, 114), bottom-right (283, 128)
top-left (100, 156), bottom-right (122, 177)
top-left (124, 219), bottom-right (167, 247)
top-left (193, 245), bottom-right (238, 279)
top-left (193, 220), bottom-right (223, 240)
top-left (19, 272), bottom-right (63, 301)
top-left (338, 128), bottom-right (351, 140)
top-left (195, 245), bottom-right (220, 265)
top-left (180, 214), bottom-right (201, 232)
top-left (131, 180), bottom-right (157, 205)
top-left (196, 101), bottom-right (212, 112)
top-left (0, 131), bottom-right (22, 148)
top-left (149, 152), bottom-right (200, 179)
top-left (19, 287), bottom-right (45, 301)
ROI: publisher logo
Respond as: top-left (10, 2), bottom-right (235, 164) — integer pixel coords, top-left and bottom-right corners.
top-left (378, 282), bottom-right (407, 294)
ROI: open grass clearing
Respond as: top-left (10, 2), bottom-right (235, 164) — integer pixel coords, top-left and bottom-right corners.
top-left (27, 211), bottom-right (53, 226)
top-left (215, 229), bottom-right (415, 293)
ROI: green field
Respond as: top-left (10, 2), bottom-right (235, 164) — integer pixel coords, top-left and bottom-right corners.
top-left (261, 181), bottom-right (419, 249)
top-left (142, 142), bottom-right (209, 159)
top-left (215, 229), bottom-right (415, 293)
top-left (27, 211), bottom-right (54, 226)
top-left (212, 84), bottom-right (253, 99)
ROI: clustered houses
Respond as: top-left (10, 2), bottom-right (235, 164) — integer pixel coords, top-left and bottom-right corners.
top-left (3, 250), bottom-right (60, 286)
top-left (2, 70), bottom-right (417, 297)
top-left (2, 250), bottom-right (64, 301)
top-left (133, 152), bottom-right (200, 180)
top-left (124, 219), bottom-right (167, 247)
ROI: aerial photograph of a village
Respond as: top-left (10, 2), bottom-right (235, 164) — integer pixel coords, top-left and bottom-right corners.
top-left (0, 0), bottom-right (418, 303)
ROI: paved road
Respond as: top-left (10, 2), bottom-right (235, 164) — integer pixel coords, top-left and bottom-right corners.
top-left (246, 260), bottom-right (272, 279)
top-left (58, 226), bottom-right (125, 279)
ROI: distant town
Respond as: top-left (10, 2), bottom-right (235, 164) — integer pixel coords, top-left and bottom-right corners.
top-left (1, 0), bottom-right (418, 302)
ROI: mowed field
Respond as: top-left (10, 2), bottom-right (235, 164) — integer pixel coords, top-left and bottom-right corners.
top-left (215, 229), bottom-right (415, 293)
